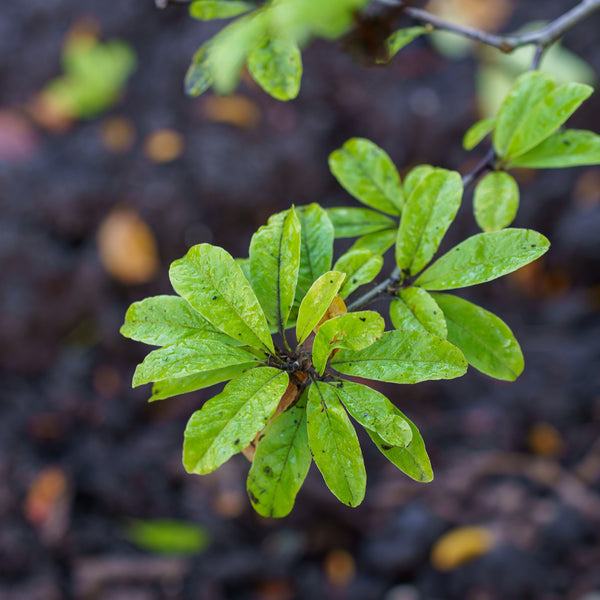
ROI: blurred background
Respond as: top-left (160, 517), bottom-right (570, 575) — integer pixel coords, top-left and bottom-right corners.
top-left (1, 1), bottom-right (600, 599)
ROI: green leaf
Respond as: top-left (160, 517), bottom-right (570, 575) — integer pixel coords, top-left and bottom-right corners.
top-left (149, 363), bottom-right (255, 402)
top-left (327, 207), bottom-right (397, 238)
top-left (504, 81), bottom-right (593, 159)
top-left (350, 229), bottom-right (397, 255)
top-left (209, 11), bottom-right (268, 95)
top-left (390, 287), bottom-right (447, 338)
top-left (328, 380), bottom-right (412, 448)
top-left (170, 243), bottom-right (274, 353)
top-left (293, 204), bottom-right (335, 315)
top-left (507, 129), bottom-right (600, 169)
top-left (236, 257), bottom-right (251, 281)
top-left (184, 43), bottom-right (213, 97)
top-left (463, 117), bottom-right (496, 151)
top-left (329, 138), bottom-right (404, 216)
top-left (296, 271), bottom-right (345, 344)
top-left (120, 295), bottom-right (225, 347)
top-left (247, 37), bottom-right (302, 101)
top-left (493, 71), bottom-right (556, 157)
top-left (250, 208), bottom-right (301, 334)
top-left (331, 329), bottom-right (467, 384)
top-left (473, 171), bottom-right (519, 232)
top-left (307, 381), bottom-right (366, 507)
top-left (132, 337), bottom-right (262, 387)
top-left (183, 367), bottom-right (288, 474)
top-left (189, 0), bottom-right (253, 20)
top-left (247, 391), bottom-right (311, 518)
top-left (415, 229), bottom-right (550, 291)
top-left (367, 407), bottom-right (433, 482)
top-left (334, 249), bottom-right (384, 299)
top-left (312, 311), bottom-right (384, 375)
top-left (403, 165), bottom-right (434, 199)
top-left (395, 168), bottom-right (463, 275)
top-left (432, 293), bottom-right (524, 381)
top-left (125, 519), bottom-right (210, 555)
top-left (382, 26), bottom-right (429, 62)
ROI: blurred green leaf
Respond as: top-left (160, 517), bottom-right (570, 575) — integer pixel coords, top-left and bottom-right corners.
top-left (463, 117), bottom-right (496, 151)
top-left (402, 165), bottom-right (434, 199)
top-left (473, 171), bottom-right (519, 232)
top-left (184, 43), bottom-right (213, 97)
top-left (247, 37), bottom-right (302, 101)
top-left (349, 229), bottom-right (397, 255)
top-left (125, 519), bottom-right (210, 555)
top-left (189, 0), bottom-right (253, 20)
top-left (381, 26), bottom-right (429, 62)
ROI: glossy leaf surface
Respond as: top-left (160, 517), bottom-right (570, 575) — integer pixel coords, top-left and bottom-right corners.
top-left (503, 81), bottom-right (592, 159)
top-left (183, 368), bottom-right (288, 474)
top-left (367, 406), bottom-right (433, 482)
top-left (507, 129), bottom-right (600, 168)
top-left (327, 207), bottom-right (397, 238)
top-left (395, 168), bottom-right (463, 275)
top-left (390, 287), bottom-right (447, 338)
top-left (250, 209), bottom-right (301, 334)
top-left (415, 229), bottom-right (550, 291)
top-left (132, 337), bottom-right (261, 387)
top-left (350, 229), bottom-right (396, 256)
top-left (170, 243), bottom-right (274, 353)
top-left (312, 311), bottom-right (384, 374)
top-left (331, 329), bottom-right (467, 384)
top-left (329, 138), bottom-right (403, 215)
top-left (473, 171), bottom-right (519, 232)
top-left (120, 295), bottom-right (225, 347)
top-left (307, 381), bottom-right (366, 507)
top-left (296, 271), bottom-right (345, 344)
top-left (247, 392), bottom-right (311, 518)
top-left (433, 293), bottom-right (524, 381)
top-left (293, 204), bottom-right (334, 315)
top-left (493, 71), bottom-right (556, 157)
top-left (403, 165), bottom-right (434, 199)
top-left (247, 37), bottom-right (302, 101)
top-left (329, 380), bottom-right (412, 447)
top-left (334, 249), bottom-right (384, 299)
top-left (149, 363), bottom-right (255, 402)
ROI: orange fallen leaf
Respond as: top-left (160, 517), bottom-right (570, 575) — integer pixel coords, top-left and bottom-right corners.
top-left (431, 526), bottom-right (495, 571)
top-left (143, 128), bottom-right (184, 163)
top-left (99, 116), bottom-right (136, 153)
top-left (324, 548), bottom-right (356, 587)
top-left (202, 94), bottom-right (261, 129)
top-left (97, 207), bottom-right (159, 284)
top-left (528, 422), bottom-right (564, 458)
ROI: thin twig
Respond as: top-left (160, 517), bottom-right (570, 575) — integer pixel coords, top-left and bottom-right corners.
top-left (462, 147), bottom-right (496, 189)
top-left (379, 0), bottom-right (600, 54)
top-left (347, 266), bottom-right (402, 311)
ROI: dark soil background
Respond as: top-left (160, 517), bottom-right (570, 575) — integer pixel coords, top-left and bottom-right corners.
top-left (1, 1), bottom-right (600, 599)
